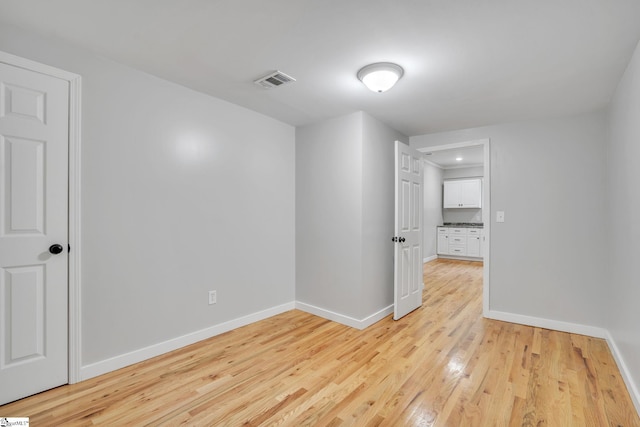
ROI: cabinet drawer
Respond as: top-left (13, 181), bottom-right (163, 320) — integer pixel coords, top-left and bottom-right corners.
top-left (449, 228), bottom-right (467, 235)
top-left (467, 228), bottom-right (482, 235)
top-left (437, 227), bottom-right (449, 234)
top-left (449, 245), bottom-right (467, 256)
top-left (450, 236), bottom-right (466, 245)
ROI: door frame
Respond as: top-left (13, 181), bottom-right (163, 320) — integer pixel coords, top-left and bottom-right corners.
top-left (0, 50), bottom-right (82, 384)
top-left (416, 138), bottom-right (490, 317)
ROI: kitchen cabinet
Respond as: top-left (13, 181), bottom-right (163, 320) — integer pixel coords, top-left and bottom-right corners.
top-left (437, 226), bottom-right (483, 259)
top-left (448, 228), bottom-right (467, 255)
top-left (466, 229), bottom-right (482, 257)
top-left (443, 179), bottom-right (482, 208)
top-left (437, 228), bottom-right (449, 255)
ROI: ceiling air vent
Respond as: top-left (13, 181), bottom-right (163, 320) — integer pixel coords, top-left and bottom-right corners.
top-left (254, 71), bottom-right (296, 89)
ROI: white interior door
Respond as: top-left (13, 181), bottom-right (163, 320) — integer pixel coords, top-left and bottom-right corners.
top-left (0, 61), bottom-right (69, 404)
top-left (393, 141), bottom-right (423, 320)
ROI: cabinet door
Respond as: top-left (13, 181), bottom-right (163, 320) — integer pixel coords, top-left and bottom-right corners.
top-left (437, 233), bottom-right (449, 254)
top-left (460, 179), bottom-right (482, 208)
top-left (467, 235), bottom-right (481, 256)
top-left (443, 181), bottom-right (460, 208)
top-left (444, 179), bottom-right (482, 208)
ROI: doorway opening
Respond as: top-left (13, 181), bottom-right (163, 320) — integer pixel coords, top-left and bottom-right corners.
top-left (417, 139), bottom-right (490, 316)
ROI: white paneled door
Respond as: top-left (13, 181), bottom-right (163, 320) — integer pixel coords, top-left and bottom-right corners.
top-left (0, 61), bottom-right (69, 404)
top-left (393, 141), bottom-right (423, 320)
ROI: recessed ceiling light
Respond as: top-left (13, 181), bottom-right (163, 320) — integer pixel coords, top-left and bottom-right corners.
top-left (357, 62), bottom-right (404, 93)
top-left (456, 157), bottom-right (463, 161)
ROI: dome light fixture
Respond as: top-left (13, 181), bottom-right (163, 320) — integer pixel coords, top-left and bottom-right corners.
top-left (357, 62), bottom-right (404, 93)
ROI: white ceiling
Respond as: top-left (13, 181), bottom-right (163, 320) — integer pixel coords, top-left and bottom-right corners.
top-left (423, 146), bottom-right (485, 169)
top-left (1, 0), bottom-right (639, 136)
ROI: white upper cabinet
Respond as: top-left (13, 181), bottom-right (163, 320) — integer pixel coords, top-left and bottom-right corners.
top-left (443, 179), bottom-right (482, 208)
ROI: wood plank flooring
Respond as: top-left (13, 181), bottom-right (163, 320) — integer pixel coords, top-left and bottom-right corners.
top-left (1, 259), bottom-right (638, 426)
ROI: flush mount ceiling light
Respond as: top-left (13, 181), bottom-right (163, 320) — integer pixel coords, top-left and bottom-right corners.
top-left (357, 62), bottom-right (404, 93)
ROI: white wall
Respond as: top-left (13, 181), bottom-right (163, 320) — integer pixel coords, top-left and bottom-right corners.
top-left (423, 162), bottom-right (444, 259)
top-left (443, 166), bottom-right (484, 180)
top-left (411, 111), bottom-right (607, 328)
top-left (296, 112), bottom-right (406, 323)
top-left (0, 24), bottom-right (295, 368)
top-left (362, 113), bottom-right (406, 316)
top-left (443, 207), bottom-right (482, 224)
top-left (606, 40), bottom-right (640, 410)
top-left (296, 113), bottom-right (363, 318)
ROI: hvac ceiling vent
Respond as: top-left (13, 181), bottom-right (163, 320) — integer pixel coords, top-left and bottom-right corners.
top-left (254, 71), bottom-right (296, 89)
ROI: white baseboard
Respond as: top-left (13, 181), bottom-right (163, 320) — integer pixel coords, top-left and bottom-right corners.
top-left (485, 310), bottom-right (607, 338)
top-left (79, 302), bottom-right (295, 381)
top-left (437, 255), bottom-right (484, 262)
top-left (423, 255), bottom-right (438, 263)
top-left (604, 330), bottom-right (640, 415)
top-left (295, 301), bottom-right (393, 330)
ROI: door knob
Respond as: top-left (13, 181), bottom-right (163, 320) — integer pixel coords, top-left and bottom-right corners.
top-left (399, 237), bottom-right (406, 243)
top-left (49, 244), bottom-right (64, 255)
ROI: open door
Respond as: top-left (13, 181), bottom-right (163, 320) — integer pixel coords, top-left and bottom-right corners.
top-left (393, 141), bottom-right (423, 320)
top-left (0, 59), bottom-right (70, 404)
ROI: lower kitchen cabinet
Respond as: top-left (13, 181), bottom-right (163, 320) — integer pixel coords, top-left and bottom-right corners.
top-left (437, 228), bottom-right (449, 255)
top-left (448, 230), bottom-right (467, 255)
top-left (467, 234), bottom-right (481, 257)
top-left (436, 226), bottom-right (483, 259)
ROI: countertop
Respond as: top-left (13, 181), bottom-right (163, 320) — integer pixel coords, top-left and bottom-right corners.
top-left (438, 223), bottom-right (484, 228)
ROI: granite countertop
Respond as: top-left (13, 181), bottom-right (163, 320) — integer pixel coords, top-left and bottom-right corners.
top-left (439, 223), bottom-right (484, 228)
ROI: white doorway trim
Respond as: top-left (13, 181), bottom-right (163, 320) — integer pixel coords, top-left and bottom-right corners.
top-left (417, 138), bottom-right (491, 317)
top-left (0, 50), bottom-right (82, 384)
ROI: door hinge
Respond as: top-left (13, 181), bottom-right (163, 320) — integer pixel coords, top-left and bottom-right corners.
top-left (68, 244), bottom-right (71, 253)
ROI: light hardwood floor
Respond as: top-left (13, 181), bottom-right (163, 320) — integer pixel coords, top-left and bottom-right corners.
top-left (1, 259), bottom-right (638, 426)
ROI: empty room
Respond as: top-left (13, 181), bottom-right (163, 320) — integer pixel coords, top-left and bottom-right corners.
top-left (1, 1), bottom-right (639, 425)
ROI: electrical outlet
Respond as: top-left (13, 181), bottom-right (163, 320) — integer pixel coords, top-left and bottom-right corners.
top-left (208, 290), bottom-right (217, 305)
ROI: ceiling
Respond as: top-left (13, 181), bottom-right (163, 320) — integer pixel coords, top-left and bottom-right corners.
top-left (423, 146), bottom-right (484, 169)
top-left (1, 0), bottom-right (639, 136)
